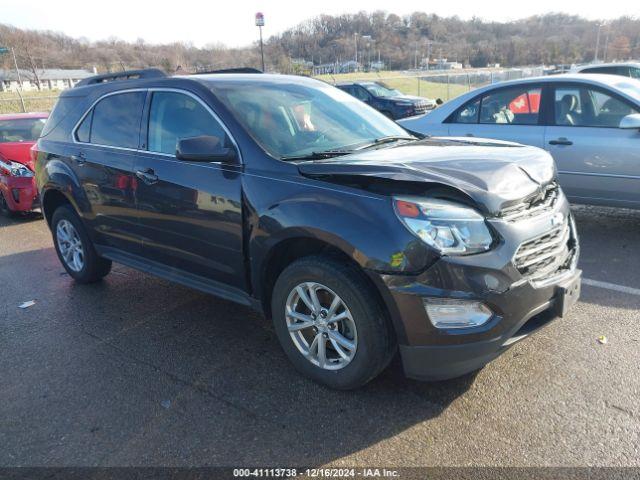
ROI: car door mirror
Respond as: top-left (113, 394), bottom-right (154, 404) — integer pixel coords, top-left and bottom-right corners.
top-left (619, 113), bottom-right (640, 130)
top-left (176, 135), bottom-right (238, 163)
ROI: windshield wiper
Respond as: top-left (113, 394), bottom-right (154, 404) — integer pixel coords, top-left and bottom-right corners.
top-left (280, 149), bottom-right (353, 161)
top-left (354, 135), bottom-right (416, 150)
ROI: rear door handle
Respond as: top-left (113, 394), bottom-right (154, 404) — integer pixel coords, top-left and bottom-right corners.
top-left (71, 152), bottom-right (86, 165)
top-left (135, 168), bottom-right (158, 185)
top-left (549, 138), bottom-right (573, 146)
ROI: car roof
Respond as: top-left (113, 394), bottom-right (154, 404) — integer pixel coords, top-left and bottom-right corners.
top-left (0, 112), bottom-right (48, 120)
top-left (573, 62), bottom-right (640, 71)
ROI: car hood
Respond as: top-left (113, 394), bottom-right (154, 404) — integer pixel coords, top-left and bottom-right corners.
top-left (297, 137), bottom-right (556, 215)
top-left (389, 94), bottom-right (435, 104)
top-left (0, 142), bottom-right (36, 171)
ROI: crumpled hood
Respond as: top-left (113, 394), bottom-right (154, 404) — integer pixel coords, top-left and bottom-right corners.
top-left (0, 142), bottom-right (36, 171)
top-left (297, 137), bottom-right (556, 215)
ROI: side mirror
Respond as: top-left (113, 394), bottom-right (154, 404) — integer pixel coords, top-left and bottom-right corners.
top-left (619, 113), bottom-right (640, 130)
top-left (176, 135), bottom-right (238, 163)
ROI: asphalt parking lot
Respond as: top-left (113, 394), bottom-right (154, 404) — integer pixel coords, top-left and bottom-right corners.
top-left (1, 205), bottom-right (639, 467)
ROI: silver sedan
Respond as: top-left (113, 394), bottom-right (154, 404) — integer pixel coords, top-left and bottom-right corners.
top-left (400, 74), bottom-right (640, 209)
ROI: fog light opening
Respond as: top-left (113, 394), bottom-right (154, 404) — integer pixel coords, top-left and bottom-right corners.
top-left (424, 298), bottom-right (493, 329)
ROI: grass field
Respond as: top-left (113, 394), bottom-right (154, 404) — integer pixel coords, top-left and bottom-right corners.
top-left (0, 90), bottom-right (59, 114)
top-left (0, 70), bottom-right (485, 114)
top-left (315, 71), bottom-right (487, 100)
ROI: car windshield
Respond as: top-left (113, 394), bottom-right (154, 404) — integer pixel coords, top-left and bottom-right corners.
top-left (611, 78), bottom-right (640, 104)
top-left (210, 79), bottom-right (410, 159)
top-left (363, 83), bottom-right (399, 98)
top-left (0, 118), bottom-right (46, 143)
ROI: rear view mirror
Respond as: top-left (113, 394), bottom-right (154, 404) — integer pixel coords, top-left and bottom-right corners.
top-left (619, 113), bottom-right (640, 130)
top-left (176, 135), bottom-right (238, 163)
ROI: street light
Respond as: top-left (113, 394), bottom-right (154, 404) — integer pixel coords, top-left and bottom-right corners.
top-left (255, 12), bottom-right (265, 72)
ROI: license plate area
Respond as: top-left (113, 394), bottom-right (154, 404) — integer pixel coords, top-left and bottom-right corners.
top-left (556, 271), bottom-right (581, 317)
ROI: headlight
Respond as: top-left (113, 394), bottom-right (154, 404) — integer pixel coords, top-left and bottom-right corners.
top-left (395, 101), bottom-right (414, 107)
top-left (9, 162), bottom-right (34, 178)
top-left (394, 197), bottom-right (494, 255)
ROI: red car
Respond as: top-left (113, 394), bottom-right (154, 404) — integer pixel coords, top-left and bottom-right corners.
top-left (0, 112), bottom-right (48, 216)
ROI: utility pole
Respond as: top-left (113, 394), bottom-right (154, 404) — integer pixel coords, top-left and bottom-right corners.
top-left (255, 12), bottom-right (265, 72)
top-left (354, 33), bottom-right (358, 65)
top-left (11, 47), bottom-right (23, 90)
top-left (594, 23), bottom-right (602, 62)
top-left (603, 26), bottom-right (610, 62)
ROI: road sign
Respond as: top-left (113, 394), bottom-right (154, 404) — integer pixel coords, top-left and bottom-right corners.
top-left (255, 12), bottom-right (265, 27)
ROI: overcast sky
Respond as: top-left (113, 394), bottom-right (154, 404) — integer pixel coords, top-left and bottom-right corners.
top-left (1, 0), bottom-right (633, 47)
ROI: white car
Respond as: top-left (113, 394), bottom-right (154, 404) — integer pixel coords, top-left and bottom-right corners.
top-left (571, 62), bottom-right (640, 79)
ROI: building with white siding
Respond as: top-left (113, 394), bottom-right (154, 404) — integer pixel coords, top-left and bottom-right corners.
top-left (0, 69), bottom-right (93, 92)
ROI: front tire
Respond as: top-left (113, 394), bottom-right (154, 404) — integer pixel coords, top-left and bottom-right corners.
top-left (271, 256), bottom-right (395, 389)
top-left (0, 192), bottom-right (17, 218)
top-left (51, 205), bottom-right (112, 283)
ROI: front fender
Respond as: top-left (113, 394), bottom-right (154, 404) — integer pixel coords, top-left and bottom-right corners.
top-left (244, 171), bottom-right (437, 282)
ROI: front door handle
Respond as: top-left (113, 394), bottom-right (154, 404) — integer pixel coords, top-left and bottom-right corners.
top-left (465, 133), bottom-right (475, 137)
top-left (135, 168), bottom-right (158, 185)
top-left (71, 152), bottom-right (86, 165)
top-left (549, 138), bottom-right (573, 146)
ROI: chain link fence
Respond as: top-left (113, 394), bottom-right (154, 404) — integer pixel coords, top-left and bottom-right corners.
top-left (0, 67), bottom-right (546, 114)
top-left (0, 92), bottom-right (60, 114)
top-left (318, 66), bottom-right (546, 101)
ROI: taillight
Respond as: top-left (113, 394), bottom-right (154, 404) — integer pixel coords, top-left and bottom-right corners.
top-left (30, 144), bottom-right (39, 165)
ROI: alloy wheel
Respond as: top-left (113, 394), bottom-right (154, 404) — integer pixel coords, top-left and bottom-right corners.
top-left (285, 282), bottom-right (358, 370)
top-left (56, 219), bottom-right (85, 272)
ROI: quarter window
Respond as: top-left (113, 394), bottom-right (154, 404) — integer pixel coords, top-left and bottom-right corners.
top-left (89, 91), bottom-right (146, 148)
top-left (554, 86), bottom-right (639, 128)
top-left (147, 91), bottom-right (227, 155)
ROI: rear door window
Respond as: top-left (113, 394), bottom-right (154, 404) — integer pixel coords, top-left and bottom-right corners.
top-left (89, 91), bottom-right (146, 148)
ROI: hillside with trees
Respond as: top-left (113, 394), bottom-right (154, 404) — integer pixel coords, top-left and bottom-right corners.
top-left (1, 12), bottom-right (638, 74)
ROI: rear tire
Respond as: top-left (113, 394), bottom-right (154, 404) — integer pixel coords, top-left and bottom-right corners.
top-left (51, 205), bottom-right (112, 283)
top-left (271, 255), bottom-right (395, 389)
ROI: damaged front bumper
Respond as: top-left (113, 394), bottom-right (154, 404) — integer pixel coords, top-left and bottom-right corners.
top-left (370, 199), bottom-right (581, 381)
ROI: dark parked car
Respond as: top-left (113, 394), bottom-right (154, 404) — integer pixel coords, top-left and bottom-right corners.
top-left (35, 69), bottom-right (581, 389)
top-left (336, 81), bottom-right (436, 119)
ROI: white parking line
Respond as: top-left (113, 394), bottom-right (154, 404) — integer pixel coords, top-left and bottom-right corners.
top-left (582, 278), bottom-right (640, 297)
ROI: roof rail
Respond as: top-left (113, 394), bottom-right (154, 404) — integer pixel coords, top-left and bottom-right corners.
top-left (193, 67), bottom-right (263, 75)
top-left (75, 68), bottom-right (166, 87)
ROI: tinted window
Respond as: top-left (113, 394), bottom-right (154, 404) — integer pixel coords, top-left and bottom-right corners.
top-left (75, 111), bottom-right (91, 143)
top-left (452, 98), bottom-right (480, 123)
top-left (352, 86), bottom-right (370, 101)
top-left (90, 92), bottom-right (145, 148)
top-left (147, 91), bottom-right (227, 155)
top-left (41, 96), bottom-right (81, 137)
top-left (479, 87), bottom-right (541, 125)
top-left (630, 67), bottom-right (640, 79)
top-left (0, 118), bottom-right (46, 142)
top-left (555, 86), bottom-right (639, 128)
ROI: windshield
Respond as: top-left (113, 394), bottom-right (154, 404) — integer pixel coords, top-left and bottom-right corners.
top-left (363, 83), bottom-right (400, 98)
top-left (611, 78), bottom-right (640, 105)
top-left (0, 118), bottom-right (46, 143)
top-left (210, 79), bottom-right (409, 159)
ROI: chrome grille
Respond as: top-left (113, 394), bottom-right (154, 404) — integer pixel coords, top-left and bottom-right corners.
top-left (514, 218), bottom-right (575, 280)
top-left (499, 183), bottom-right (559, 222)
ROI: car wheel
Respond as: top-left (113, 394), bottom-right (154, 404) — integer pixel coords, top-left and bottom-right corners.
top-left (0, 192), bottom-right (17, 218)
top-left (271, 255), bottom-right (395, 389)
top-left (51, 205), bottom-right (112, 283)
